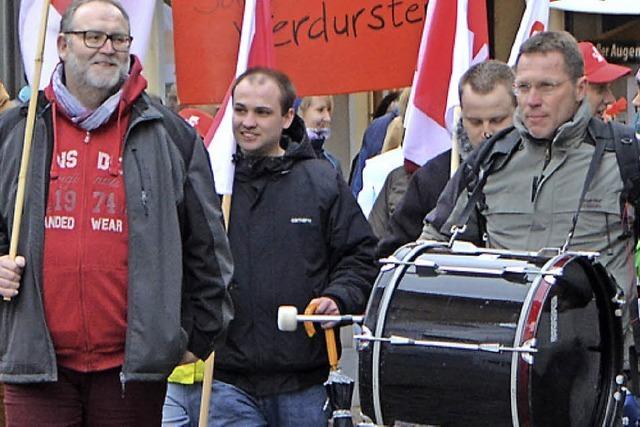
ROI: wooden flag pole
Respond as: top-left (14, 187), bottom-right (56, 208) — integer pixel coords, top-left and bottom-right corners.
top-left (198, 194), bottom-right (232, 426)
top-left (198, 352), bottom-right (215, 427)
top-left (4, 0), bottom-right (52, 302)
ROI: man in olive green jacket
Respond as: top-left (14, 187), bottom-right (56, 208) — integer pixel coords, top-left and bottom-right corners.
top-left (421, 31), bottom-right (638, 368)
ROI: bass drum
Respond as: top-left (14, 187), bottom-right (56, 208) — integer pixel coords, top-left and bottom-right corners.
top-left (358, 242), bottom-right (624, 426)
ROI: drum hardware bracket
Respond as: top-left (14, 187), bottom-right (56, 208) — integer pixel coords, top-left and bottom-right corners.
top-left (519, 338), bottom-right (537, 365)
top-left (612, 292), bottom-right (625, 317)
top-left (612, 292), bottom-right (625, 307)
top-left (536, 247), bottom-right (600, 260)
top-left (536, 247), bottom-right (562, 257)
top-left (448, 225), bottom-right (467, 248)
top-left (354, 325), bottom-right (373, 351)
top-left (354, 333), bottom-right (538, 357)
top-left (378, 258), bottom-right (438, 268)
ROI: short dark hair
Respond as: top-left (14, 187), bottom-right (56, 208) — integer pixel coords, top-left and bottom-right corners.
top-left (515, 31), bottom-right (583, 81)
top-left (60, 0), bottom-right (130, 33)
top-left (458, 60), bottom-right (516, 107)
top-left (372, 91), bottom-right (400, 119)
top-left (232, 67), bottom-right (296, 115)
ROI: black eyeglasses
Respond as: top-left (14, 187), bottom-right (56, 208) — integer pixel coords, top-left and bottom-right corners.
top-left (64, 30), bottom-right (132, 52)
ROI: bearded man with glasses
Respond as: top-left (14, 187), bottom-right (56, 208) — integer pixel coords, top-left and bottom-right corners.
top-left (0, 0), bottom-right (234, 425)
top-left (421, 31), bottom-right (640, 421)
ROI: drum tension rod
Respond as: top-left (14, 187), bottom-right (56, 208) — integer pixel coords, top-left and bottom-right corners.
top-left (354, 333), bottom-right (538, 355)
top-left (378, 257), bottom-right (564, 282)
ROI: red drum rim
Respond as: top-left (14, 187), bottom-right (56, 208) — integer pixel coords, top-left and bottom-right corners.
top-left (511, 253), bottom-right (571, 426)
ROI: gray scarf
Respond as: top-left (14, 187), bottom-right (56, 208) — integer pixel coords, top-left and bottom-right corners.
top-left (51, 63), bottom-right (123, 131)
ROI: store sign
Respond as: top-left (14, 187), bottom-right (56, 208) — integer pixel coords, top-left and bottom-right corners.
top-left (594, 40), bottom-right (640, 64)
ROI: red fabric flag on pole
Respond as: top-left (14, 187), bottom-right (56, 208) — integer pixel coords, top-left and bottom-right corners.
top-left (402, 0), bottom-right (489, 168)
top-left (19, 0), bottom-right (156, 90)
top-left (204, 0), bottom-right (275, 195)
top-left (508, 0), bottom-right (550, 66)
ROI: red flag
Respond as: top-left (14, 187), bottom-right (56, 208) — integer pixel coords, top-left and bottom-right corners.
top-left (508, 0), bottom-right (549, 66)
top-left (19, 0), bottom-right (156, 90)
top-left (53, 0), bottom-right (72, 13)
top-left (204, 0), bottom-right (275, 195)
top-left (403, 0), bottom-right (489, 167)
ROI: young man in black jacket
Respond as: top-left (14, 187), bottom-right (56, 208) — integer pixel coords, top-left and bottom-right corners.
top-left (210, 67), bottom-right (378, 426)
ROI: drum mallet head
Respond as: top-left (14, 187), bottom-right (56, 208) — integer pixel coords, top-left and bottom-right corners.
top-left (277, 305), bottom-right (364, 332)
top-left (278, 305), bottom-right (300, 331)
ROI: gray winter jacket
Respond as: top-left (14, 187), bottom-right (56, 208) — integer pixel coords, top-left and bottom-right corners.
top-left (0, 94), bottom-right (234, 384)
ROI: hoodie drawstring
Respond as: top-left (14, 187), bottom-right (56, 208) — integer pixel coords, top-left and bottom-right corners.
top-left (109, 102), bottom-right (126, 177)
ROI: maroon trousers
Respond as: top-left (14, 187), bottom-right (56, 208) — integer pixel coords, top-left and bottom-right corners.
top-left (3, 367), bottom-right (166, 427)
top-left (1, 384), bottom-right (5, 427)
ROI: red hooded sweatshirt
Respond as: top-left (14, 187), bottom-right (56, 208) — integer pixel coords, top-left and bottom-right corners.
top-left (43, 57), bottom-right (147, 372)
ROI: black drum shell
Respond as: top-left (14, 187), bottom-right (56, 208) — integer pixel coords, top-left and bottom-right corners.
top-left (359, 244), bottom-right (623, 427)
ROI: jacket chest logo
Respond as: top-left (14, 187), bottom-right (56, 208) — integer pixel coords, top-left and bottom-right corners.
top-left (290, 217), bottom-right (312, 224)
top-left (582, 198), bottom-right (602, 209)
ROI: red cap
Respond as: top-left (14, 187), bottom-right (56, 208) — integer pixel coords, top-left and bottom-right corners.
top-left (579, 42), bottom-right (631, 84)
top-left (178, 108), bottom-right (214, 139)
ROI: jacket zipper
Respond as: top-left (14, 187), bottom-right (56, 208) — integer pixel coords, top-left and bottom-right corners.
top-left (118, 108), bottom-right (163, 386)
top-left (543, 141), bottom-right (552, 169)
top-left (79, 131), bottom-right (91, 361)
top-left (532, 142), bottom-right (552, 203)
top-left (131, 148), bottom-right (149, 216)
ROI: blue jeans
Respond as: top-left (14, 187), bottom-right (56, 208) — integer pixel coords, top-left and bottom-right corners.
top-left (162, 382), bottom-right (208, 427)
top-left (209, 380), bottom-right (328, 427)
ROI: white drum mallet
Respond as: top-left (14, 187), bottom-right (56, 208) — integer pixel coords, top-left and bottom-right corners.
top-left (277, 305), bottom-right (364, 332)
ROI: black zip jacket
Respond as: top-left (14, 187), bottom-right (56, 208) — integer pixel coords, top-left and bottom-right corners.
top-left (216, 117), bottom-right (378, 396)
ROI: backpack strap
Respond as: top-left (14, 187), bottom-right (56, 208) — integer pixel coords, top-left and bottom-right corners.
top-left (586, 119), bottom-right (640, 236)
top-left (471, 126), bottom-right (520, 174)
top-left (609, 121), bottom-right (640, 210)
top-left (447, 126), bottom-right (521, 242)
top-left (561, 137), bottom-right (606, 251)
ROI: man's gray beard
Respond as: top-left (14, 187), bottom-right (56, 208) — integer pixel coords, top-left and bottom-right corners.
top-left (65, 52), bottom-right (130, 93)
